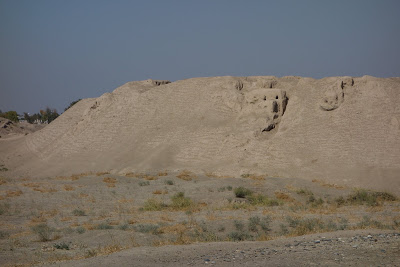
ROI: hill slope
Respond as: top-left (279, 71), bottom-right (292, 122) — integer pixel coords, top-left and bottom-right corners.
top-left (2, 76), bottom-right (399, 191)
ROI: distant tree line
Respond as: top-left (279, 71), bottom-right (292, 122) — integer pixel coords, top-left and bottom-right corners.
top-left (23, 107), bottom-right (59, 124)
top-left (1, 98), bottom-right (81, 124)
top-left (0, 110), bottom-right (19, 122)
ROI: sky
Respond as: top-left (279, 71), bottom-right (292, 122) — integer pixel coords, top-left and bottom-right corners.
top-left (1, 0), bottom-right (399, 114)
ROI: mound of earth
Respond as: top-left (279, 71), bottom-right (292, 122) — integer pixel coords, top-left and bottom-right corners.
top-left (0, 117), bottom-right (44, 139)
top-left (0, 76), bottom-right (399, 192)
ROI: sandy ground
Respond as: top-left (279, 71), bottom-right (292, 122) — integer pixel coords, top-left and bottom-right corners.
top-left (0, 171), bottom-right (399, 266)
top-left (46, 230), bottom-right (400, 267)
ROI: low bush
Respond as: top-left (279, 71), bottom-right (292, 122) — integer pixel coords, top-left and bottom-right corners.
top-left (72, 209), bottom-right (86, 216)
top-left (31, 223), bottom-right (55, 241)
top-left (170, 192), bottom-right (193, 210)
top-left (234, 187), bottom-right (253, 198)
top-left (133, 224), bottom-right (160, 234)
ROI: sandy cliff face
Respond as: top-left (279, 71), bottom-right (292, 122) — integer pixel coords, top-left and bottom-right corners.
top-left (3, 76), bottom-right (399, 191)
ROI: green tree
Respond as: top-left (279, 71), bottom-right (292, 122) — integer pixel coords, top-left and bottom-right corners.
top-left (64, 99), bottom-right (81, 112)
top-left (1, 111), bottom-right (19, 122)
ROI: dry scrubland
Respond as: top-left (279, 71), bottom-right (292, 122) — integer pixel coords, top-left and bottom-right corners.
top-left (0, 75), bottom-right (399, 265)
top-left (0, 170), bottom-right (399, 266)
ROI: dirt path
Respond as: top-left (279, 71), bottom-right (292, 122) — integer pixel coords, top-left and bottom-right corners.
top-left (46, 230), bottom-right (399, 267)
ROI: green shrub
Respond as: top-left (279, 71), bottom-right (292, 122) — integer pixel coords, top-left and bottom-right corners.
top-left (336, 190), bottom-right (397, 207)
top-left (228, 231), bottom-right (252, 241)
top-left (76, 227), bottom-right (86, 234)
top-left (0, 231), bottom-right (10, 239)
top-left (142, 198), bottom-right (166, 211)
top-left (307, 196), bottom-right (324, 207)
top-left (72, 209), bottom-right (86, 216)
top-left (118, 224), bottom-right (129, 231)
top-left (248, 216), bottom-right (261, 232)
top-left (165, 180), bottom-right (174, 185)
top-left (0, 203), bottom-right (10, 215)
top-left (53, 242), bottom-right (70, 250)
top-left (95, 223), bottom-right (113, 230)
top-left (234, 220), bottom-right (244, 231)
top-left (234, 187), bottom-right (253, 198)
top-left (31, 223), bottom-right (54, 242)
top-left (170, 192), bottom-right (193, 210)
top-left (248, 194), bottom-right (279, 206)
top-left (139, 181), bottom-right (150, 186)
top-left (133, 224), bottom-right (160, 234)
top-left (357, 215), bottom-right (383, 229)
top-left (296, 188), bottom-right (313, 196)
top-left (226, 186), bottom-right (233, 191)
top-left (260, 216), bottom-right (272, 233)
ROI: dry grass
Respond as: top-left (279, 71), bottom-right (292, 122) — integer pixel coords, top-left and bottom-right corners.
top-left (205, 173), bottom-right (233, 179)
top-left (60, 217), bottom-right (72, 222)
top-left (157, 171), bottom-right (168, 176)
top-left (241, 173), bottom-right (266, 180)
top-left (6, 190), bottom-right (23, 197)
top-left (103, 177), bottom-right (117, 187)
top-left (63, 185), bottom-right (75, 191)
top-left (176, 170), bottom-right (197, 181)
top-left (312, 179), bottom-right (345, 189)
top-left (0, 177), bottom-right (7, 185)
top-left (275, 191), bottom-right (296, 202)
top-left (96, 171), bottom-right (110, 176)
top-left (153, 190), bottom-right (168, 195)
top-left (33, 187), bottom-right (58, 193)
top-left (22, 183), bottom-right (40, 188)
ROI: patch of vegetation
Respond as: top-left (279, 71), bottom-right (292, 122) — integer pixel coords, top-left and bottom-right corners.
top-left (164, 180), bottom-right (174, 185)
top-left (247, 194), bottom-right (280, 206)
top-left (72, 209), bottom-right (86, 216)
top-left (234, 220), bottom-right (245, 231)
top-left (176, 170), bottom-right (197, 181)
top-left (118, 224), bottom-right (129, 231)
top-left (142, 198), bottom-right (166, 211)
top-left (218, 186), bottom-right (233, 192)
top-left (248, 216), bottom-right (260, 232)
top-left (289, 218), bottom-right (325, 236)
top-left (296, 188), bottom-right (313, 196)
top-left (31, 223), bottom-right (55, 242)
top-left (0, 203), bottom-right (10, 215)
top-left (139, 181), bottom-right (150, 186)
top-left (357, 215), bottom-right (383, 229)
top-left (338, 218), bottom-right (349, 230)
top-left (76, 227), bottom-right (86, 234)
top-left (170, 192), bottom-right (193, 210)
top-left (336, 190), bottom-right (397, 206)
top-left (53, 242), bottom-right (70, 250)
top-left (0, 164), bottom-right (8, 172)
top-left (95, 223), bottom-right (113, 230)
top-left (133, 224), bottom-right (160, 234)
top-left (0, 230), bottom-right (10, 239)
top-left (228, 231), bottom-right (252, 241)
top-left (234, 187), bottom-right (253, 198)
top-left (307, 195), bottom-right (324, 207)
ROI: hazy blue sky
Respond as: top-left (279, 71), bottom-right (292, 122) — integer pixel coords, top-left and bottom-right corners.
top-left (1, 0), bottom-right (399, 114)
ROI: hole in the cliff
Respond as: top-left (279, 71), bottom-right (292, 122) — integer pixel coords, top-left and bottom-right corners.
top-left (276, 96), bottom-right (278, 99)
top-left (264, 96), bottom-right (266, 101)
top-left (272, 101), bottom-right (279, 113)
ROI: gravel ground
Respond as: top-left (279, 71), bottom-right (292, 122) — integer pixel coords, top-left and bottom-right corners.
top-left (46, 230), bottom-right (400, 267)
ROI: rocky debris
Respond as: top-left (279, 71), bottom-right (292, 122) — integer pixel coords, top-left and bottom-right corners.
top-left (152, 80), bottom-right (171, 86)
top-left (0, 118), bottom-right (13, 129)
top-left (183, 232), bottom-right (400, 266)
